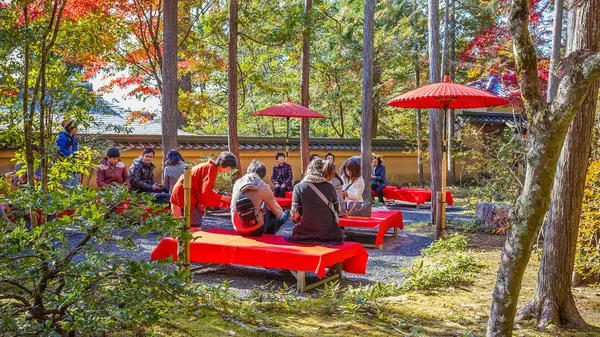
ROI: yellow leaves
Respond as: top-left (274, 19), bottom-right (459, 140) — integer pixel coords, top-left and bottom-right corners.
top-left (577, 160), bottom-right (600, 277)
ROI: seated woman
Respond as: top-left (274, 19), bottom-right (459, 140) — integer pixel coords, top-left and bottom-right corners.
top-left (341, 158), bottom-right (365, 202)
top-left (287, 158), bottom-right (343, 245)
top-left (231, 159), bottom-right (288, 236)
top-left (271, 152), bottom-right (293, 198)
top-left (371, 156), bottom-right (387, 203)
top-left (96, 148), bottom-right (130, 189)
top-left (163, 150), bottom-right (187, 194)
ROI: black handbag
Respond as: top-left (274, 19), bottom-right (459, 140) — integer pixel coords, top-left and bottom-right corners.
top-left (346, 201), bottom-right (372, 218)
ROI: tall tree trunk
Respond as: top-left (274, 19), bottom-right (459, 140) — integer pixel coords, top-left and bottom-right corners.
top-left (447, 0), bottom-right (456, 185)
top-left (486, 0), bottom-right (600, 334)
top-left (22, 4), bottom-right (36, 222)
top-left (300, 0), bottom-right (312, 176)
top-left (362, 0), bottom-right (375, 201)
top-left (518, 0), bottom-right (599, 329)
top-left (162, 0), bottom-right (179, 169)
top-left (228, 0), bottom-right (240, 168)
top-left (414, 0), bottom-right (424, 186)
top-left (371, 64), bottom-right (380, 138)
top-left (547, 0), bottom-right (564, 103)
top-left (441, 0), bottom-right (449, 78)
top-left (428, 0), bottom-right (443, 229)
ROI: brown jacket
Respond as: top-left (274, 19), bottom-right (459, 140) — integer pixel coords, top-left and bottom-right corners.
top-left (96, 158), bottom-right (130, 188)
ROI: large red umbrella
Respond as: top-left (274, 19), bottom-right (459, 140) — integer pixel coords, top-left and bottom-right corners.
top-left (387, 75), bottom-right (509, 235)
top-left (252, 98), bottom-right (325, 157)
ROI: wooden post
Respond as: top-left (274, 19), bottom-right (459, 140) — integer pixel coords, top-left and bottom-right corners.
top-left (183, 166), bottom-right (191, 274)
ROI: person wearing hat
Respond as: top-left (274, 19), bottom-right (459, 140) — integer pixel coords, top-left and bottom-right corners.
top-left (56, 119), bottom-right (79, 158)
top-left (55, 119), bottom-right (80, 187)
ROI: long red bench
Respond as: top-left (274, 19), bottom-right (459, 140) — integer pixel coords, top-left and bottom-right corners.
top-left (150, 228), bottom-right (369, 292)
top-left (339, 210), bottom-right (404, 249)
top-left (373, 186), bottom-right (454, 207)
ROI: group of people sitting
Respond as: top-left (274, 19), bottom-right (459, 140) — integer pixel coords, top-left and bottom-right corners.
top-left (5, 132), bottom-right (387, 246)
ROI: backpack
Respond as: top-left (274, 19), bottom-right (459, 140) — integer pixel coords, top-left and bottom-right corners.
top-left (236, 194), bottom-right (260, 228)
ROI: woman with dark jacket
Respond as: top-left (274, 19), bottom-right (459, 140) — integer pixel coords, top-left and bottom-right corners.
top-left (287, 158), bottom-right (343, 245)
top-left (371, 156), bottom-right (387, 203)
top-left (271, 152), bottom-right (293, 198)
top-left (96, 148), bottom-right (129, 188)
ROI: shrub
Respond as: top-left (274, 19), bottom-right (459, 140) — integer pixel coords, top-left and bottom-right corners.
top-left (576, 160), bottom-right (600, 282)
top-left (401, 252), bottom-right (483, 291)
top-left (0, 187), bottom-right (193, 336)
top-left (421, 233), bottom-right (470, 256)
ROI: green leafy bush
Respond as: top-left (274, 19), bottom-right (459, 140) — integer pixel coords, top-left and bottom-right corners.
top-left (401, 253), bottom-right (483, 291)
top-left (421, 233), bottom-right (470, 256)
top-left (0, 187), bottom-right (194, 336)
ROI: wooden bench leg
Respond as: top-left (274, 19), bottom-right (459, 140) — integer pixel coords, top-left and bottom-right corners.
top-left (290, 263), bottom-right (343, 293)
top-left (394, 227), bottom-right (398, 238)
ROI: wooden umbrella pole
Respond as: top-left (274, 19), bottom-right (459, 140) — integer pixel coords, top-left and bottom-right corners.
top-left (437, 105), bottom-right (449, 239)
top-left (183, 166), bottom-right (192, 274)
top-left (286, 117), bottom-right (290, 158)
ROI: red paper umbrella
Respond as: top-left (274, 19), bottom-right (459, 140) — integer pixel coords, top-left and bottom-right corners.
top-left (252, 98), bottom-right (325, 119)
top-left (387, 75), bottom-right (509, 109)
top-left (252, 98), bottom-right (325, 157)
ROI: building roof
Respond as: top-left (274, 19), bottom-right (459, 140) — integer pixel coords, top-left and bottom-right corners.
top-left (457, 110), bottom-right (527, 127)
top-left (86, 99), bottom-right (194, 136)
top-left (105, 134), bottom-right (415, 152)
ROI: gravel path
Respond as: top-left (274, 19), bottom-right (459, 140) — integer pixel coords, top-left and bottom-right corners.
top-left (91, 203), bottom-right (473, 295)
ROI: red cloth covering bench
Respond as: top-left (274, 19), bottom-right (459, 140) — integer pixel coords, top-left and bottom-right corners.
top-left (150, 228), bottom-right (368, 292)
top-left (373, 187), bottom-right (454, 206)
top-left (285, 191), bottom-right (293, 199)
top-left (339, 210), bottom-right (404, 249)
top-left (275, 197), bottom-right (292, 207)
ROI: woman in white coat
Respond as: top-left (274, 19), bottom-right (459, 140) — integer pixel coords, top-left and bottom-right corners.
top-left (340, 158), bottom-right (364, 202)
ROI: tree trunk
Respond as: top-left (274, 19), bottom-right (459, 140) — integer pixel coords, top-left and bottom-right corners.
top-left (428, 0), bottom-right (443, 230)
top-left (486, 0), bottom-right (600, 334)
top-left (371, 64), bottom-right (380, 138)
top-left (518, 0), bottom-right (600, 329)
top-left (22, 4), bottom-right (35, 201)
top-left (228, 0), bottom-right (240, 168)
top-left (546, 0), bottom-right (564, 102)
top-left (447, 0), bottom-right (456, 185)
top-left (414, 0), bottom-right (423, 187)
top-left (162, 0), bottom-right (179, 169)
top-left (361, 0), bottom-right (375, 201)
top-left (441, 0), bottom-right (449, 78)
top-left (300, 0), bottom-right (311, 176)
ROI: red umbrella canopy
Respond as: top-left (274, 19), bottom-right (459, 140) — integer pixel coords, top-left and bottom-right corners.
top-left (252, 98), bottom-right (325, 119)
top-left (387, 75), bottom-right (510, 109)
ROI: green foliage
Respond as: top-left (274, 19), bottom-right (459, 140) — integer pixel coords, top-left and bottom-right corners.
top-left (457, 125), bottom-right (527, 205)
top-left (401, 252), bottom-right (483, 291)
top-left (576, 160), bottom-right (600, 281)
top-left (0, 185), bottom-right (193, 336)
top-left (421, 233), bottom-right (470, 255)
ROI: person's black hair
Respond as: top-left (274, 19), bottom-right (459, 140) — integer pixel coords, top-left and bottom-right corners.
top-left (215, 151), bottom-right (238, 169)
top-left (142, 147), bottom-right (155, 155)
top-left (373, 156), bottom-right (382, 166)
top-left (325, 152), bottom-right (335, 162)
top-left (106, 147), bottom-right (120, 158)
top-left (247, 159), bottom-right (267, 179)
top-left (310, 154), bottom-right (320, 162)
top-left (31, 145), bottom-right (41, 153)
top-left (166, 149), bottom-right (184, 166)
top-left (275, 152), bottom-right (285, 160)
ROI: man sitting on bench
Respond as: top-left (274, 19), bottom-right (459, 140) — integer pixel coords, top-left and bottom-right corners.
top-left (231, 159), bottom-right (289, 236)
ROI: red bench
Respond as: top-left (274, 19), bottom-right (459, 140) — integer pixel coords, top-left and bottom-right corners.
top-left (339, 210), bottom-right (404, 249)
top-left (373, 187), bottom-right (454, 207)
top-left (275, 197), bottom-right (292, 207)
top-left (151, 228), bottom-right (369, 292)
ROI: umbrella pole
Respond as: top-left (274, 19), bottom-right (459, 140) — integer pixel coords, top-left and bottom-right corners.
top-left (437, 106), bottom-right (448, 239)
top-left (286, 117), bottom-right (290, 158)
